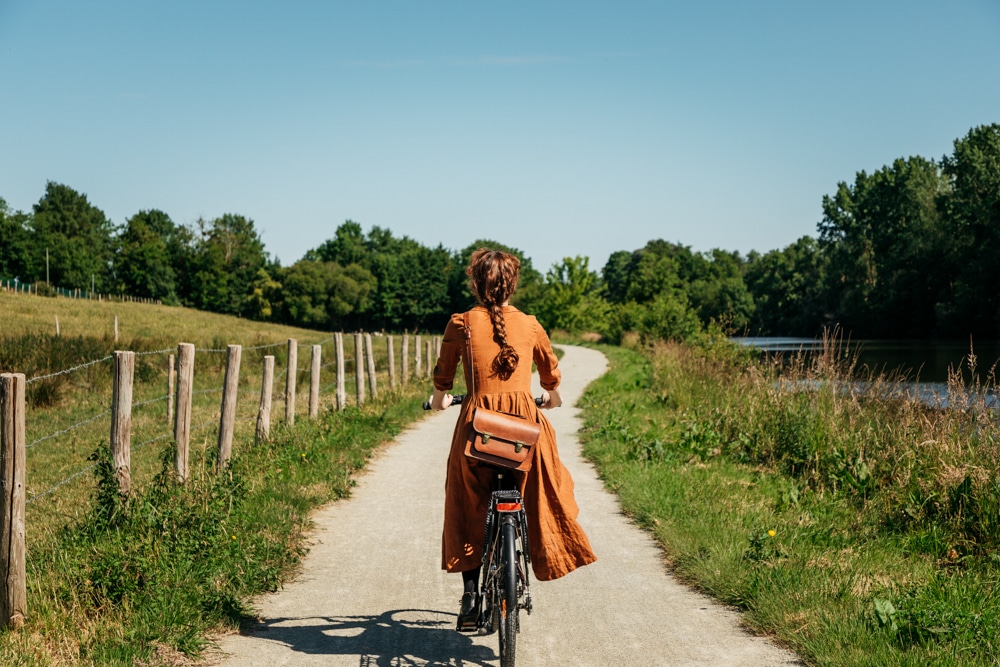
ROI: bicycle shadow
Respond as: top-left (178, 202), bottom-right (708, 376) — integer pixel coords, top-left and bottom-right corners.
top-left (235, 608), bottom-right (497, 666)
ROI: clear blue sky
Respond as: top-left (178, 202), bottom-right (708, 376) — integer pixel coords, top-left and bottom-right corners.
top-left (2, 1), bottom-right (998, 275)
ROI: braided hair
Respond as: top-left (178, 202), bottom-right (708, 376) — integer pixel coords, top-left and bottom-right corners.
top-left (466, 248), bottom-right (521, 380)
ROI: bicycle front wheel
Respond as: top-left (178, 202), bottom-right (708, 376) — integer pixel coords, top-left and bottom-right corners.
top-left (498, 520), bottom-right (519, 667)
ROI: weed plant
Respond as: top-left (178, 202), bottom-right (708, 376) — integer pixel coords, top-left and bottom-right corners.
top-left (580, 332), bottom-right (1000, 666)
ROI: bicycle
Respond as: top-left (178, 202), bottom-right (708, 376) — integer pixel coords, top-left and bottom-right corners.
top-left (424, 393), bottom-right (543, 667)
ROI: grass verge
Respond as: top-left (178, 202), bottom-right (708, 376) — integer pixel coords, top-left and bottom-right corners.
top-left (0, 374), bottom-right (432, 666)
top-left (579, 337), bottom-right (1000, 666)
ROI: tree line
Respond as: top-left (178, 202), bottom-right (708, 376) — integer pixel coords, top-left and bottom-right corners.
top-left (3, 123), bottom-right (998, 341)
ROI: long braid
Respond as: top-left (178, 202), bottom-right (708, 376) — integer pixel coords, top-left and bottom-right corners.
top-left (466, 248), bottom-right (521, 380)
top-left (486, 301), bottom-right (518, 380)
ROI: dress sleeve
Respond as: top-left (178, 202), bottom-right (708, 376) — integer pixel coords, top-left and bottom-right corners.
top-left (532, 317), bottom-right (561, 391)
top-left (433, 313), bottom-right (465, 392)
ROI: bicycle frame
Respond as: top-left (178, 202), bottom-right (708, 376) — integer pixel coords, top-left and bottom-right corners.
top-left (478, 475), bottom-right (532, 642)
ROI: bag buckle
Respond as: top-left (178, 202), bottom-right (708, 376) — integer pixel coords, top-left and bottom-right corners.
top-left (515, 441), bottom-right (524, 453)
top-left (481, 432), bottom-right (492, 444)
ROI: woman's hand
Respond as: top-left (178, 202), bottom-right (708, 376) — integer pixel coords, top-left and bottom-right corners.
top-left (430, 388), bottom-right (453, 411)
top-left (540, 389), bottom-right (562, 409)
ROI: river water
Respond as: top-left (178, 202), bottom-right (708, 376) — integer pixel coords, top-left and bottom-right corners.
top-left (732, 337), bottom-right (1000, 408)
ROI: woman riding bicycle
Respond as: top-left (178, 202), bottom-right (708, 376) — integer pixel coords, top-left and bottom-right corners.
top-left (429, 248), bottom-right (597, 630)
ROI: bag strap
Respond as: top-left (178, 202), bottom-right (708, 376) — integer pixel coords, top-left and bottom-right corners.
top-left (463, 311), bottom-right (475, 400)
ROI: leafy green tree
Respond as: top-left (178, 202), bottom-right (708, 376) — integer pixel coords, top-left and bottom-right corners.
top-left (185, 214), bottom-right (269, 316)
top-left (27, 182), bottom-right (116, 291)
top-left (277, 259), bottom-right (374, 329)
top-left (535, 256), bottom-right (609, 333)
top-left (312, 222), bottom-right (460, 331)
top-left (329, 263), bottom-right (377, 328)
top-left (686, 249), bottom-right (755, 332)
top-left (246, 268), bottom-right (282, 321)
top-left (939, 123), bottom-right (1000, 336)
top-left (280, 260), bottom-right (336, 326)
top-left (365, 229), bottom-right (455, 331)
top-left (0, 198), bottom-right (30, 280)
top-left (116, 209), bottom-right (187, 303)
top-left (600, 239), bottom-right (752, 334)
top-left (818, 156), bottom-right (948, 337)
top-left (744, 237), bottom-right (830, 336)
top-left (311, 220), bottom-right (368, 267)
top-left (618, 242), bottom-right (687, 304)
top-left (602, 250), bottom-right (633, 304)
top-left (605, 294), bottom-right (701, 344)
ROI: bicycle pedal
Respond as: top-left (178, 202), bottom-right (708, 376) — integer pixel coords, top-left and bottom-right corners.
top-left (524, 596), bottom-right (533, 614)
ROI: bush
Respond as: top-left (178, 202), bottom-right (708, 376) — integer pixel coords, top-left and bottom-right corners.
top-left (603, 295), bottom-right (702, 344)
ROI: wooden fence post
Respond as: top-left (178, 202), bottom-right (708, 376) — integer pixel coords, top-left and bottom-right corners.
top-left (0, 373), bottom-right (26, 630)
top-left (167, 353), bottom-right (176, 426)
top-left (335, 332), bottom-right (346, 411)
top-left (285, 338), bottom-right (297, 425)
top-left (54, 315), bottom-right (59, 337)
top-left (365, 333), bottom-right (377, 399)
top-left (217, 345), bottom-right (242, 469)
top-left (415, 334), bottom-right (422, 378)
top-left (387, 336), bottom-right (397, 391)
top-left (425, 340), bottom-right (433, 378)
top-left (255, 355), bottom-right (274, 446)
top-left (309, 344), bottom-right (321, 419)
top-left (401, 334), bottom-right (410, 385)
top-left (355, 333), bottom-right (365, 406)
top-left (113, 315), bottom-right (119, 342)
top-left (174, 343), bottom-right (194, 482)
top-left (110, 351), bottom-right (135, 496)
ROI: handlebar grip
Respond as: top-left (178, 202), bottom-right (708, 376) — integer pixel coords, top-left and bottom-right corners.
top-left (425, 395), bottom-right (542, 409)
top-left (423, 394), bottom-right (466, 410)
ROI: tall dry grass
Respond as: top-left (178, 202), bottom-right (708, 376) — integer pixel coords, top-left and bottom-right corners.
top-left (580, 335), bottom-right (1000, 664)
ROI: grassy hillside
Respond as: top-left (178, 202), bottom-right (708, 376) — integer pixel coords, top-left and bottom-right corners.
top-left (0, 290), bottom-right (320, 344)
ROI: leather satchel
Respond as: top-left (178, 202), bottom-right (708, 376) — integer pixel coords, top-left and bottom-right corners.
top-left (466, 406), bottom-right (539, 472)
top-left (461, 312), bottom-right (540, 472)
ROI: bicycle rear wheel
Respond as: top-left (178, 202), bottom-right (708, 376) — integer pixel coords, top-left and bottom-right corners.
top-left (498, 520), bottom-right (519, 667)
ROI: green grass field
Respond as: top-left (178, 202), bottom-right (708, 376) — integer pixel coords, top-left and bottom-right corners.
top-left (2, 290), bottom-right (438, 542)
top-left (0, 290), bottom-right (440, 665)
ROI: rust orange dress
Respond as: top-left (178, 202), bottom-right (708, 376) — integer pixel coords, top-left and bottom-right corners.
top-left (433, 305), bottom-right (597, 581)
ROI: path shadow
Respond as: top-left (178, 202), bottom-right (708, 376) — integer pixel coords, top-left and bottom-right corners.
top-left (237, 608), bottom-right (497, 666)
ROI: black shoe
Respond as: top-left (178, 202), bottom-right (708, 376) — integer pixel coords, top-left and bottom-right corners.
top-left (456, 592), bottom-right (480, 632)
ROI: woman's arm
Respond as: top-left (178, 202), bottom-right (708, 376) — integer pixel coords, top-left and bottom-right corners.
top-left (431, 314), bottom-right (464, 409)
top-left (531, 317), bottom-right (562, 392)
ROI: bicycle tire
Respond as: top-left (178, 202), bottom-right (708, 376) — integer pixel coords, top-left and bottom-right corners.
top-left (498, 520), bottom-right (519, 667)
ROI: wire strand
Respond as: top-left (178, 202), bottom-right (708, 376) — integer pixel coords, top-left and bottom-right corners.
top-left (133, 394), bottom-right (169, 410)
top-left (27, 410), bottom-right (111, 449)
top-left (26, 463), bottom-right (97, 505)
top-left (26, 355), bottom-right (114, 384)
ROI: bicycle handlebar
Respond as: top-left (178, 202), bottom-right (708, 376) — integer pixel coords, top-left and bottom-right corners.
top-left (422, 395), bottom-right (545, 410)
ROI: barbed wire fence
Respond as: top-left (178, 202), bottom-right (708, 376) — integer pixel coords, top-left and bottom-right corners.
top-left (0, 330), bottom-right (440, 628)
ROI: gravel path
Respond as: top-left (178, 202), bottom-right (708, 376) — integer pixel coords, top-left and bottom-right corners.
top-left (212, 345), bottom-right (801, 666)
